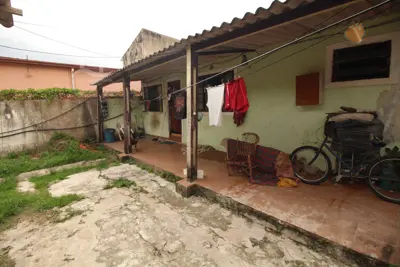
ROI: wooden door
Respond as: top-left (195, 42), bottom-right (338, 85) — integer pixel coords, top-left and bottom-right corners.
top-left (168, 80), bottom-right (182, 135)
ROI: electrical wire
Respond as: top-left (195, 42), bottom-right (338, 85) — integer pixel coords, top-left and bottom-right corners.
top-left (0, 102), bottom-right (142, 139)
top-left (0, 44), bottom-right (120, 58)
top-left (14, 21), bottom-right (51, 27)
top-left (237, 5), bottom-right (352, 73)
top-left (141, 2), bottom-right (397, 91)
top-left (1, 1), bottom-right (395, 139)
top-left (241, 1), bottom-right (398, 78)
top-left (0, 99), bottom-right (91, 134)
top-left (14, 25), bottom-right (115, 57)
top-left (142, 53), bottom-right (244, 85)
top-left (136, 0), bottom-right (393, 103)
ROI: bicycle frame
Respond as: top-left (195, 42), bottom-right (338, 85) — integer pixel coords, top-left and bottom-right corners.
top-left (310, 137), bottom-right (380, 179)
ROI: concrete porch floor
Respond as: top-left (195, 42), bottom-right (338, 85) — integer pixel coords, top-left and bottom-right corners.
top-left (104, 138), bottom-right (400, 265)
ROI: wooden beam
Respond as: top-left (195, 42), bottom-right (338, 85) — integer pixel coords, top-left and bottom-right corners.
top-left (0, 6), bottom-right (23, 16)
top-left (186, 46), bottom-right (198, 182)
top-left (123, 76), bottom-right (132, 154)
top-left (197, 48), bottom-right (255, 56)
top-left (96, 86), bottom-right (104, 143)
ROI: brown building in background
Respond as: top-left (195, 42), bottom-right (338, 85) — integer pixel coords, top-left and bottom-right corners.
top-left (0, 56), bottom-right (141, 92)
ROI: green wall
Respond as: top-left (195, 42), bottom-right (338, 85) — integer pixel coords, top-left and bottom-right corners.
top-left (104, 97), bottom-right (144, 131)
top-left (142, 13), bottom-right (400, 153)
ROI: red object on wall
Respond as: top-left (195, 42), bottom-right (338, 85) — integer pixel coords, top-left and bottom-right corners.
top-left (296, 73), bottom-right (321, 106)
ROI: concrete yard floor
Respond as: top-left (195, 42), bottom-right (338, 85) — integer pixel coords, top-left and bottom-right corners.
top-left (0, 164), bottom-right (359, 267)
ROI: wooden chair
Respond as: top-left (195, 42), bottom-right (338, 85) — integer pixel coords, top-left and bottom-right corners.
top-left (226, 132), bottom-right (260, 177)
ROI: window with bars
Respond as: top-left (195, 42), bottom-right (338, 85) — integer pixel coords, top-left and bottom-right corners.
top-left (197, 70), bottom-right (234, 112)
top-left (143, 84), bottom-right (163, 112)
top-left (331, 40), bottom-right (391, 82)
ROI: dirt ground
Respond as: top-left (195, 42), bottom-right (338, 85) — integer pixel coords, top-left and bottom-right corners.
top-left (0, 164), bottom-right (358, 267)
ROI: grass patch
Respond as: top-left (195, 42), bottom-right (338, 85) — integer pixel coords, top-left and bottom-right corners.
top-left (30, 166), bottom-right (95, 190)
top-left (0, 133), bottom-right (115, 224)
top-left (0, 133), bottom-right (109, 179)
top-left (104, 178), bottom-right (136, 189)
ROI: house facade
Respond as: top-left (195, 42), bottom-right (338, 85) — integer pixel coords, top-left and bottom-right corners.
top-left (94, 0), bottom-right (400, 157)
top-left (140, 13), bottom-right (400, 154)
top-left (0, 57), bottom-right (141, 92)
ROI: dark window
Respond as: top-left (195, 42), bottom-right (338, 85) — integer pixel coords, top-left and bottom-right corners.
top-left (143, 84), bottom-right (163, 112)
top-left (197, 71), bottom-right (234, 112)
top-left (332, 40), bottom-right (391, 82)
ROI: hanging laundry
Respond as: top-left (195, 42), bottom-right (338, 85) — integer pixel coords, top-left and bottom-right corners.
top-left (207, 84), bottom-right (225, 126)
top-left (174, 92), bottom-right (186, 120)
top-left (225, 77), bottom-right (249, 126)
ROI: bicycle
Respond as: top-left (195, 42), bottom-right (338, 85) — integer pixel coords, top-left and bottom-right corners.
top-left (290, 127), bottom-right (400, 204)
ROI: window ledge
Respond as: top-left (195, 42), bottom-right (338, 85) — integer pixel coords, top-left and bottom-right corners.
top-left (325, 77), bottom-right (397, 89)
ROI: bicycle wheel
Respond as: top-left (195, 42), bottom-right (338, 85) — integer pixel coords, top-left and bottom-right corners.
top-left (290, 146), bottom-right (332, 185)
top-left (367, 157), bottom-right (400, 204)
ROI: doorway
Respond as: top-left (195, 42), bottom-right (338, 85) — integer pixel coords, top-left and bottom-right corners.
top-left (168, 80), bottom-right (182, 141)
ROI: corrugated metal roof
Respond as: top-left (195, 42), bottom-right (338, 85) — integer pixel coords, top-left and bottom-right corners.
top-left (95, 0), bottom-right (387, 86)
top-left (95, 0), bottom-right (324, 86)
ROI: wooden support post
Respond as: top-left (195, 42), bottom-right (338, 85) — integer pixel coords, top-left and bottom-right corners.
top-left (186, 46), bottom-right (198, 182)
top-left (0, 6), bottom-right (23, 16)
top-left (123, 76), bottom-right (132, 154)
top-left (96, 85), bottom-right (104, 142)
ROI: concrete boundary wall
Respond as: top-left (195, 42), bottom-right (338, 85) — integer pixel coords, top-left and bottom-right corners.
top-left (0, 97), bottom-right (144, 155)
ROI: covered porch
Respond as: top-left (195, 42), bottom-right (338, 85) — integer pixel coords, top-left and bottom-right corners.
top-left (105, 138), bottom-right (400, 265)
top-left (95, 0), bottom-right (400, 265)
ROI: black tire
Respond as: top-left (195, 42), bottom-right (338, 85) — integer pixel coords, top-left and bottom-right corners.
top-left (290, 146), bottom-right (332, 185)
top-left (367, 157), bottom-right (400, 204)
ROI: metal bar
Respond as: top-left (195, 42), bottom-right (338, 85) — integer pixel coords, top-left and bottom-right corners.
top-left (123, 76), bottom-right (132, 154)
top-left (197, 49), bottom-right (255, 56)
top-left (96, 85), bottom-right (104, 142)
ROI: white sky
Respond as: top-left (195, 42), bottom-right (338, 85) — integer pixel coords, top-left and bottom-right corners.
top-left (0, 0), bottom-right (274, 68)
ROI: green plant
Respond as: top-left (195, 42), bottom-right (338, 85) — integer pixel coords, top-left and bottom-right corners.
top-left (104, 178), bottom-right (136, 189)
top-left (5, 152), bottom-right (18, 159)
top-left (0, 133), bottom-right (114, 223)
top-left (384, 146), bottom-right (400, 157)
top-left (0, 88), bottom-right (126, 101)
top-left (30, 166), bottom-right (95, 190)
top-left (83, 135), bottom-right (97, 144)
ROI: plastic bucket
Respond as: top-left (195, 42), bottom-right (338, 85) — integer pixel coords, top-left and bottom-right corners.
top-left (104, 128), bottom-right (116, 143)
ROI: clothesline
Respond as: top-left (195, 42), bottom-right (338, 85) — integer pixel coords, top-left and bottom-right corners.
top-left (129, 1), bottom-right (391, 107)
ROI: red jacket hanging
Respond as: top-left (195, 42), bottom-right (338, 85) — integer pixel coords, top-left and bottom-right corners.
top-left (225, 77), bottom-right (249, 126)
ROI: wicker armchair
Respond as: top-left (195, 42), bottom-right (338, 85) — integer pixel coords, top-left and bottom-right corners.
top-left (226, 133), bottom-right (260, 176)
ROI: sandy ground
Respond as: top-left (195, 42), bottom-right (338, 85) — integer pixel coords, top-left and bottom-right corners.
top-left (0, 164), bottom-right (358, 267)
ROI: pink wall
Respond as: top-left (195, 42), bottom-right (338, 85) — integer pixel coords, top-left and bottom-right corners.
top-left (0, 62), bottom-right (141, 92)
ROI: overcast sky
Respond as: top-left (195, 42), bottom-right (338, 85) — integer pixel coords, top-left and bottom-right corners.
top-left (0, 0), bottom-right (274, 68)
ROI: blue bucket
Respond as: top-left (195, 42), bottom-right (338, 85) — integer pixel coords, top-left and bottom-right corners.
top-left (104, 128), bottom-right (116, 143)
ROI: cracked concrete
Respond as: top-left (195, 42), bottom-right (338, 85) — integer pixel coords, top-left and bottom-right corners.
top-left (0, 164), bottom-right (358, 267)
top-left (16, 181), bottom-right (36, 193)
